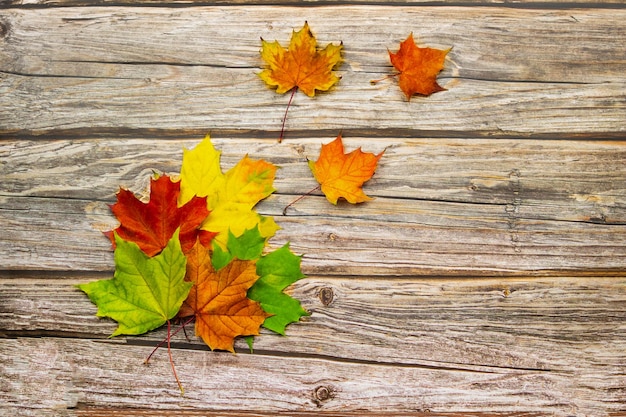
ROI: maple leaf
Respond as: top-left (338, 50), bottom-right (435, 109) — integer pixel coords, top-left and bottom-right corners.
top-left (259, 21), bottom-right (343, 97)
top-left (388, 33), bottom-right (449, 100)
top-left (77, 230), bottom-right (192, 337)
top-left (178, 240), bottom-right (269, 352)
top-left (308, 134), bottom-right (384, 205)
top-left (212, 227), bottom-right (266, 271)
top-left (248, 244), bottom-right (308, 335)
top-left (106, 174), bottom-right (214, 257)
top-left (179, 136), bottom-right (279, 248)
top-left (211, 226), bottom-right (308, 334)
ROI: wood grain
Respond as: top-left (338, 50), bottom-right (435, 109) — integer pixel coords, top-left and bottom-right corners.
top-left (2, 273), bottom-right (625, 415)
top-left (0, 334), bottom-right (624, 416)
top-left (2, 0), bottom-right (624, 5)
top-left (3, 138), bottom-right (626, 211)
top-left (1, 6), bottom-right (624, 136)
top-left (1, 1), bottom-right (625, 416)
top-left (2, 138), bottom-right (625, 275)
top-left (74, 411), bottom-right (546, 417)
top-left (2, 273), bottom-right (625, 370)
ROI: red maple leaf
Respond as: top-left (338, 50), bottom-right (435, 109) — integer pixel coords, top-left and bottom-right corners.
top-left (106, 175), bottom-right (215, 256)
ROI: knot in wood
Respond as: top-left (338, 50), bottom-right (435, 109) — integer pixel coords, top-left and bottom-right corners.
top-left (0, 19), bottom-right (10, 39)
top-left (313, 385), bottom-right (334, 406)
top-left (318, 287), bottom-right (334, 306)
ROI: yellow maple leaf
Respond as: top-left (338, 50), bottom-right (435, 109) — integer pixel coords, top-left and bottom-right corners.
top-left (259, 21), bottom-right (343, 97)
top-left (179, 136), bottom-right (279, 247)
top-left (308, 134), bottom-right (384, 205)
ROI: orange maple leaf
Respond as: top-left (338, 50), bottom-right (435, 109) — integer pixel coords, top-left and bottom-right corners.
top-left (178, 240), bottom-right (269, 352)
top-left (308, 134), bottom-right (384, 205)
top-left (388, 33), bottom-right (449, 100)
top-left (259, 21), bottom-right (343, 97)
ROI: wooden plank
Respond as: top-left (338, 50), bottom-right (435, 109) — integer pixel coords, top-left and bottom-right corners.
top-left (2, 0), bottom-right (624, 6)
top-left (1, 138), bottom-right (625, 274)
top-left (0, 335), bottom-right (624, 416)
top-left (2, 271), bottom-right (625, 415)
top-left (2, 137), bottom-right (625, 216)
top-left (0, 188), bottom-right (626, 275)
top-left (1, 7), bottom-right (624, 136)
top-left (75, 410), bottom-right (543, 417)
top-left (2, 273), bottom-right (625, 371)
top-left (2, 191), bottom-right (626, 275)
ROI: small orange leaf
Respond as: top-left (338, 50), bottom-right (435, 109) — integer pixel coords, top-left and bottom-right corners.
top-left (308, 134), bottom-right (384, 205)
top-left (179, 240), bottom-right (269, 352)
top-left (389, 33), bottom-right (450, 100)
top-left (259, 22), bottom-right (343, 97)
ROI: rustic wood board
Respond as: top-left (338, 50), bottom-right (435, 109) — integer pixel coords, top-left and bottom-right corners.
top-left (2, 138), bottom-right (625, 275)
top-left (1, 6), bottom-right (624, 136)
top-left (3, 0), bottom-right (624, 5)
top-left (2, 273), bottom-right (625, 371)
top-left (1, 331), bottom-right (624, 415)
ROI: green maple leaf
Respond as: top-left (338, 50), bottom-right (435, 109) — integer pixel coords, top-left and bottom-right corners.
top-left (212, 226), bottom-right (267, 270)
top-left (249, 244), bottom-right (309, 335)
top-left (77, 230), bottom-right (191, 336)
top-left (212, 227), bottom-right (308, 335)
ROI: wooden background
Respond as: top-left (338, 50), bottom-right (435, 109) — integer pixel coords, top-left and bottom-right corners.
top-left (1, 0), bottom-right (625, 415)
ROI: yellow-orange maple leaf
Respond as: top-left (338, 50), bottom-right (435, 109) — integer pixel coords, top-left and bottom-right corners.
top-left (389, 33), bottom-right (450, 100)
top-left (259, 22), bottom-right (343, 97)
top-left (178, 240), bottom-right (269, 353)
top-left (179, 136), bottom-right (279, 249)
top-left (308, 134), bottom-right (384, 205)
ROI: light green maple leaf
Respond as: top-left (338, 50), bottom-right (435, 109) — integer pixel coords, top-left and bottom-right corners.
top-left (77, 230), bottom-right (191, 336)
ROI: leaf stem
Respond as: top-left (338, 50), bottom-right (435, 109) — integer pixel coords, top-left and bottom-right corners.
top-left (370, 73), bottom-right (399, 84)
top-left (282, 185), bottom-right (321, 215)
top-left (144, 316), bottom-right (194, 364)
top-left (278, 87), bottom-right (298, 143)
top-left (166, 320), bottom-right (185, 396)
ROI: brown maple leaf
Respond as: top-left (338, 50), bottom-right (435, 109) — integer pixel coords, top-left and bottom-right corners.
top-left (178, 240), bottom-right (269, 352)
top-left (387, 33), bottom-right (449, 100)
top-left (308, 134), bottom-right (384, 205)
top-left (259, 21), bottom-right (343, 97)
top-left (106, 175), bottom-right (216, 257)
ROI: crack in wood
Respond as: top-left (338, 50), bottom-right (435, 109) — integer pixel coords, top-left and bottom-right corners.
top-left (506, 169), bottom-right (522, 253)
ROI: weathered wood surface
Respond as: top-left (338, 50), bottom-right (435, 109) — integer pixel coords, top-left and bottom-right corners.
top-left (1, 138), bottom-right (625, 275)
top-left (3, 273), bottom-right (625, 369)
top-left (1, 0), bottom-right (625, 416)
top-left (2, 0), bottom-right (625, 5)
top-left (1, 6), bottom-right (625, 136)
top-left (1, 275), bottom-right (625, 414)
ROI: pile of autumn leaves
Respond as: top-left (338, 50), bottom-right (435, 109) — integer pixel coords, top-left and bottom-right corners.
top-left (77, 22), bottom-right (449, 392)
top-left (78, 139), bottom-right (306, 355)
